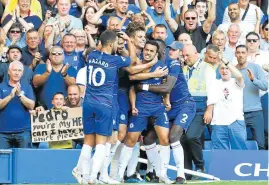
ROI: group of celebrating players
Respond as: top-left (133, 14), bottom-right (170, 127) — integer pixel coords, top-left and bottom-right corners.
top-left (73, 22), bottom-right (201, 184)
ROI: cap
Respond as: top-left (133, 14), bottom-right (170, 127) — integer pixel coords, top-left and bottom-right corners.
top-left (7, 45), bottom-right (22, 54)
top-left (167, 41), bottom-right (184, 50)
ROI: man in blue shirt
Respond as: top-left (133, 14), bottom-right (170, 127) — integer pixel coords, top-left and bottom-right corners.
top-left (33, 46), bottom-right (77, 109)
top-left (0, 61), bottom-right (35, 148)
top-left (235, 45), bottom-right (268, 150)
top-left (62, 33), bottom-right (85, 71)
top-left (138, 0), bottom-right (179, 45)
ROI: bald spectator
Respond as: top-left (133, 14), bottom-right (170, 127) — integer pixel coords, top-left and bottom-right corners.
top-left (66, 84), bottom-right (82, 108)
top-left (181, 44), bottom-right (216, 179)
top-left (165, 0), bottom-right (216, 52)
top-left (222, 0), bottom-right (264, 27)
top-left (0, 61), bottom-right (35, 149)
top-left (178, 33), bottom-right (193, 45)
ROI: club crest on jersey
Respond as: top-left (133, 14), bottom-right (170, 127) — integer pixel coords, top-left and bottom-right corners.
top-left (121, 56), bottom-right (126, 61)
top-left (120, 114), bottom-right (126, 121)
top-left (129, 123), bottom-right (134, 128)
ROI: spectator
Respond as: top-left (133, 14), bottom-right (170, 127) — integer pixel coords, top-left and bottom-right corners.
top-left (66, 84), bottom-right (82, 107)
top-left (71, 29), bottom-right (96, 52)
top-left (260, 20), bottom-right (269, 51)
top-left (181, 44), bottom-right (216, 179)
top-left (48, 92), bottom-right (73, 149)
top-left (65, 85), bottom-right (83, 148)
top-left (216, 0), bottom-right (237, 26)
top-left (60, 33), bottom-right (85, 70)
top-left (217, 3), bottom-right (256, 43)
top-left (39, 0), bottom-right (57, 21)
top-left (211, 54), bottom-right (247, 150)
top-left (226, 24), bottom-right (241, 62)
top-left (90, 0), bottom-right (131, 32)
top-left (0, 61), bottom-right (35, 149)
top-left (1, 0), bottom-right (42, 22)
top-left (203, 44), bottom-right (220, 71)
top-left (0, 45), bottom-right (33, 84)
top-left (3, 23), bottom-right (26, 48)
top-left (1, 0), bottom-right (43, 30)
top-left (139, 0), bottom-right (181, 45)
top-left (235, 45), bottom-right (268, 150)
top-left (178, 33), bottom-right (192, 45)
top-left (47, 0), bottom-right (83, 33)
top-left (165, 0), bottom-right (216, 52)
top-left (222, 0), bottom-right (264, 27)
top-left (0, 27), bottom-right (8, 63)
top-left (81, 6), bottom-right (99, 36)
top-left (22, 29), bottom-right (48, 69)
top-left (33, 45), bottom-right (76, 109)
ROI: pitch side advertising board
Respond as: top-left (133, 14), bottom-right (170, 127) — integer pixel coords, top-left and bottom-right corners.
top-left (208, 150), bottom-right (269, 180)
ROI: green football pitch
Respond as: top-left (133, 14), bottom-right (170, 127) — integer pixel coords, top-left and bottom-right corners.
top-left (19, 181), bottom-right (268, 185)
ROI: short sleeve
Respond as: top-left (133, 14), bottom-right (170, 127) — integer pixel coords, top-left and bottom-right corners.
top-left (25, 83), bottom-right (35, 101)
top-left (67, 66), bottom-right (77, 78)
top-left (168, 60), bottom-right (181, 78)
top-left (76, 67), bottom-right (87, 86)
top-left (33, 64), bottom-right (46, 75)
top-left (117, 56), bottom-right (131, 68)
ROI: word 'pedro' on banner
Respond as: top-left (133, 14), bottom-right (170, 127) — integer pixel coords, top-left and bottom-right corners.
top-left (31, 107), bottom-right (84, 142)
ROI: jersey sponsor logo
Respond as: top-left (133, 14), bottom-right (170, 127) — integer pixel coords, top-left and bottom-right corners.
top-left (120, 114), bottom-right (126, 121)
top-left (88, 58), bottom-right (109, 67)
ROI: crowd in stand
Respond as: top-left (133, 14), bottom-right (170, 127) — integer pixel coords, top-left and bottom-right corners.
top-left (0, 0), bottom-right (268, 183)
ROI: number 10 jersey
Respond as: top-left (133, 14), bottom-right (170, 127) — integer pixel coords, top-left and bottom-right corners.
top-left (76, 50), bottom-right (131, 108)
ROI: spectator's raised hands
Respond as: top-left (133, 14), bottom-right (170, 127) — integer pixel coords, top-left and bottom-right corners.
top-left (46, 59), bottom-right (52, 73)
top-left (126, 11), bottom-right (134, 19)
top-left (45, 10), bottom-right (52, 22)
top-left (9, 86), bottom-right (17, 99)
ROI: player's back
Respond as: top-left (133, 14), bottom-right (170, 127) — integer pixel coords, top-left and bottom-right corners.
top-left (81, 50), bottom-right (131, 107)
top-left (166, 58), bottom-right (192, 103)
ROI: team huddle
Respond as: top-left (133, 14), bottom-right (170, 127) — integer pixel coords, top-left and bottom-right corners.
top-left (72, 25), bottom-right (203, 184)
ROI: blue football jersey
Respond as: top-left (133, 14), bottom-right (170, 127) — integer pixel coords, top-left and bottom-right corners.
top-left (136, 60), bottom-right (166, 105)
top-left (166, 58), bottom-right (192, 103)
top-left (76, 50), bottom-right (131, 107)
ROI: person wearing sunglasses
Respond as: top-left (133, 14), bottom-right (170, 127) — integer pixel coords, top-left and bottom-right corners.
top-left (164, 0), bottom-right (216, 52)
top-left (260, 20), bottom-right (269, 51)
top-left (32, 45), bottom-right (77, 109)
top-left (2, 23), bottom-right (26, 48)
top-left (235, 44), bottom-right (268, 150)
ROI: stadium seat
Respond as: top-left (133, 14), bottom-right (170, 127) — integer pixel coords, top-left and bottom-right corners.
top-left (204, 127), bottom-right (211, 140)
top-left (246, 140), bottom-right (258, 150)
top-left (204, 140), bottom-right (258, 150)
top-left (247, 127), bottom-right (254, 140)
top-left (204, 141), bottom-right (212, 150)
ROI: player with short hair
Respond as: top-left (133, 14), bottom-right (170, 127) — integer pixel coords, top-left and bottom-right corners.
top-left (116, 40), bottom-right (172, 183)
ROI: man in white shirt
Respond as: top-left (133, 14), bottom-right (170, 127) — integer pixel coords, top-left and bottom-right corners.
top-left (222, 0), bottom-right (264, 27)
top-left (210, 52), bottom-right (247, 150)
top-left (217, 3), bottom-right (254, 44)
